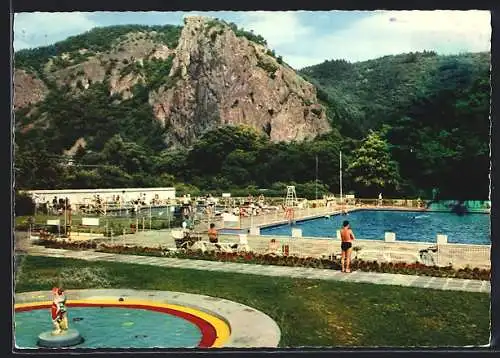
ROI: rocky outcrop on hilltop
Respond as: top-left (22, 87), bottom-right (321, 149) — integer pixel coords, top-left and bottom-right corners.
top-left (14, 18), bottom-right (331, 148)
top-left (13, 69), bottom-right (49, 109)
top-left (149, 16), bottom-right (330, 147)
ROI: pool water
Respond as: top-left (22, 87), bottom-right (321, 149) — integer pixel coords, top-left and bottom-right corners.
top-left (260, 210), bottom-right (491, 245)
top-left (15, 307), bottom-right (203, 349)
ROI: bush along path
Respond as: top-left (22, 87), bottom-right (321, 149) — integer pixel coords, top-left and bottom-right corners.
top-left (33, 239), bottom-right (491, 281)
top-left (27, 241), bottom-right (491, 293)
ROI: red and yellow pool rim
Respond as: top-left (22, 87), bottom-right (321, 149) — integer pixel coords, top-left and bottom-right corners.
top-left (15, 299), bottom-right (231, 348)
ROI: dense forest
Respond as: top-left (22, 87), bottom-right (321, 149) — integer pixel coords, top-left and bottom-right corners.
top-left (14, 25), bottom-right (491, 200)
top-left (300, 51), bottom-right (490, 199)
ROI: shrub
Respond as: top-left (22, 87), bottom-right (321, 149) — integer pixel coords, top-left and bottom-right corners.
top-left (257, 58), bottom-right (278, 78)
top-left (15, 191), bottom-right (36, 216)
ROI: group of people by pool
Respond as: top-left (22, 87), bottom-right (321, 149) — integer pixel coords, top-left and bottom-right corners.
top-left (205, 219), bottom-right (357, 273)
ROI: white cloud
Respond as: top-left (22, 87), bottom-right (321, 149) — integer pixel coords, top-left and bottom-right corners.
top-left (286, 10), bottom-right (491, 68)
top-left (239, 11), bottom-right (314, 47)
top-left (13, 12), bottom-right (97, 51)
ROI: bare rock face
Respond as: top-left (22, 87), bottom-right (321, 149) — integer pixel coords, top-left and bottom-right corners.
top-left (149, 16), bottom-right (330, 147)
top-left (109, 72), bottom-right (145, 99)
top-left (14, 19), bottom-right (330, 148)
top-left (13, 69), bottom-right (49, 109)
top-left (63, 137), bottom-right (87, 156)
top-left (47, 33), bottom-right (172, 99)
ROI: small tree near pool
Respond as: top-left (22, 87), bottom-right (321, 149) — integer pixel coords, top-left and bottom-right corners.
top-left (346, 130), bottom-right (401, 197)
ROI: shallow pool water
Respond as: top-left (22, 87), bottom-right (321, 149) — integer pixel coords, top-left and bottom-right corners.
top-left (15, 307), bottom-right (203, 349)
top-left (260, 210), bottom-right (490, 245)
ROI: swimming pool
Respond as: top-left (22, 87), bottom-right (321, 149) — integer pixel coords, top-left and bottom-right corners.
top-left (260, 210), bottom-right (491, 245)
top-left (15, 304), bottom-right (218, 349)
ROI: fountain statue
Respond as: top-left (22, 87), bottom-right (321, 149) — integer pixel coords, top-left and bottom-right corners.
top-left (51, 287), bottom-right (68, 334)
top-left (37, 288), bottom-right (84, 348)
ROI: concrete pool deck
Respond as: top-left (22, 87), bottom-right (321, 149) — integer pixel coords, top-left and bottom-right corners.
top-left (16, 205), bottom-right (490, 270)
top-left (24, 246), bottom-right (491, 294)
top-left (15, 289), bottom-right (281, 348)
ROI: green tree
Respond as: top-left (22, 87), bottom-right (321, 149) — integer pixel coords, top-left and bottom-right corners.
top-left (63, 168), bottom-right (102, 189)
top-left (221, 149), bottom-right (258, 186)
top-left (15, 191), bottom-right (36, 216)
top-left (346, 131), bottom-right (401, 197)
top-left (187, 125), bottom-right (267, 177)
top-left (101, 135), bottom-right (150, 173)
top-left (154, 150), bottom-right (189, 181)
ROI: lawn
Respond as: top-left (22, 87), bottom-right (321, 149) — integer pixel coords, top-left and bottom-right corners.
top-left (14, 255), bottom-right (490, 348)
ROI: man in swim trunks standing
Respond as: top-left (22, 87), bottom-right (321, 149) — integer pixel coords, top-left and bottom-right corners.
top-left (340, 220), bottom-right (356, 273)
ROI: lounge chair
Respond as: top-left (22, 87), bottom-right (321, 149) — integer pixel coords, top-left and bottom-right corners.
top-left (171, 229), bottom-right (185, 240)
top-left (209, 242), bottom-right (235, 253)
top-left (265, 240), bottom-right (282, 256)
top-left (356, 249), bottom-right (419, 264)
top-left (191, 240), bottom-right (234, 253)
top-left (235, 234), bottom-right (251, 253)
top-left (171, 229), bottom-right (194, 251)
top-left (418, 246), bottom-right (438, 266)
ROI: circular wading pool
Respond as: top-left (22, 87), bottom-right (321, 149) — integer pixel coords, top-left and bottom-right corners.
top-left (15, 290), bottom-right (281, 348)
top-left (15, 301), bottom-right (225, 349)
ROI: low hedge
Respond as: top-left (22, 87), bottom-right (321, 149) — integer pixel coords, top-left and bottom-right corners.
top-left (34, 240), bottom-right (490, 281)
top-left (36, 239), bottom-right (99, 250)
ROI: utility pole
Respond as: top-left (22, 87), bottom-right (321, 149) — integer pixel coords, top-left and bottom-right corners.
top-left (315, 155), bottom-right (318, 201)
top-left (340, 151), bottom-right (343, 207)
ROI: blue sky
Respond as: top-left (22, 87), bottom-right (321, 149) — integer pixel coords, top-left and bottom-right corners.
top-left (13, 10), bottom-right (491, 69)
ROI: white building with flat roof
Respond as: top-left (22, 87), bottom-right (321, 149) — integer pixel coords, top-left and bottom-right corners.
top-left (23, 187), bottom-right (176, 209)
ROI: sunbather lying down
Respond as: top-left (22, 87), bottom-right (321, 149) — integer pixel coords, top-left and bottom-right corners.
top-left (190, 240), bottom-right (238, 252)
top-left (266, 239), bottom-right (281, 255)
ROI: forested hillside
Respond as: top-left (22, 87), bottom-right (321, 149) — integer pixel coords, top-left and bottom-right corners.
top-left (13, 22), bottom-right (490, 200)
top-left (300, 51), bottom-right (490, 199)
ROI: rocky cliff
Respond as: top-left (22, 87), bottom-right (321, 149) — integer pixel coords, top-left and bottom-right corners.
top-left (13, 69), bottom-right (49, 110)
top-left (14, 17), bottom-right (331, 149)
top-left (149, 16), bottom-right (330, 147)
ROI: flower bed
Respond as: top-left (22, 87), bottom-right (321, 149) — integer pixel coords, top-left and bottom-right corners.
top-left (36, 239), bottom-right (99, 250)
top-left (34, 240), bottom-right (490, 281)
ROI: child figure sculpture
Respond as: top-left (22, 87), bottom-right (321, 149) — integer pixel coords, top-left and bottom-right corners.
top-left (51, 287), bottom-right (68, 335)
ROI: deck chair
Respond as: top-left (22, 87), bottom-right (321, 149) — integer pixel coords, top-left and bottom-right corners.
top-left (235, 234), bottom-right (251, 253)
top-left (189, 240), bottom-right (208, 252)
top-left (171, 229), bottom-right (185, 240)
top-left (171, 229), bottom-right (192, 251)
top-left (189, 238), bottom-right (234, 253)
top-left (204, 241), bottom-right (235, 253)
top-left (419, 246), bottom-right (438, 266)
top-left (265, 241), bottom-right (283, 256)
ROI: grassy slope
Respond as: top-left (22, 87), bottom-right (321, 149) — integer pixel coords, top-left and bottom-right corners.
top-left (15, 255), bottom-right (490, 347)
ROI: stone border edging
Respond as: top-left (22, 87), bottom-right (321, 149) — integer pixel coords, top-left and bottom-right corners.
top-left (15, 289), bottom-right (281, 348)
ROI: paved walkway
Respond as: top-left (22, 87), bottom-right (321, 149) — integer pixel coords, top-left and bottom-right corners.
top-left (24, 246), bottom-right (491, 294)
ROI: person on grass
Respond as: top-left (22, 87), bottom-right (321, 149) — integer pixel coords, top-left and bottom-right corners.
top-left (340, 220), bottom-right (356, 273)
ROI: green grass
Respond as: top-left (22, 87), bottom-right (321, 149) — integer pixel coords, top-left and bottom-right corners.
top-left (15, 255), bottom-right (490, 347)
